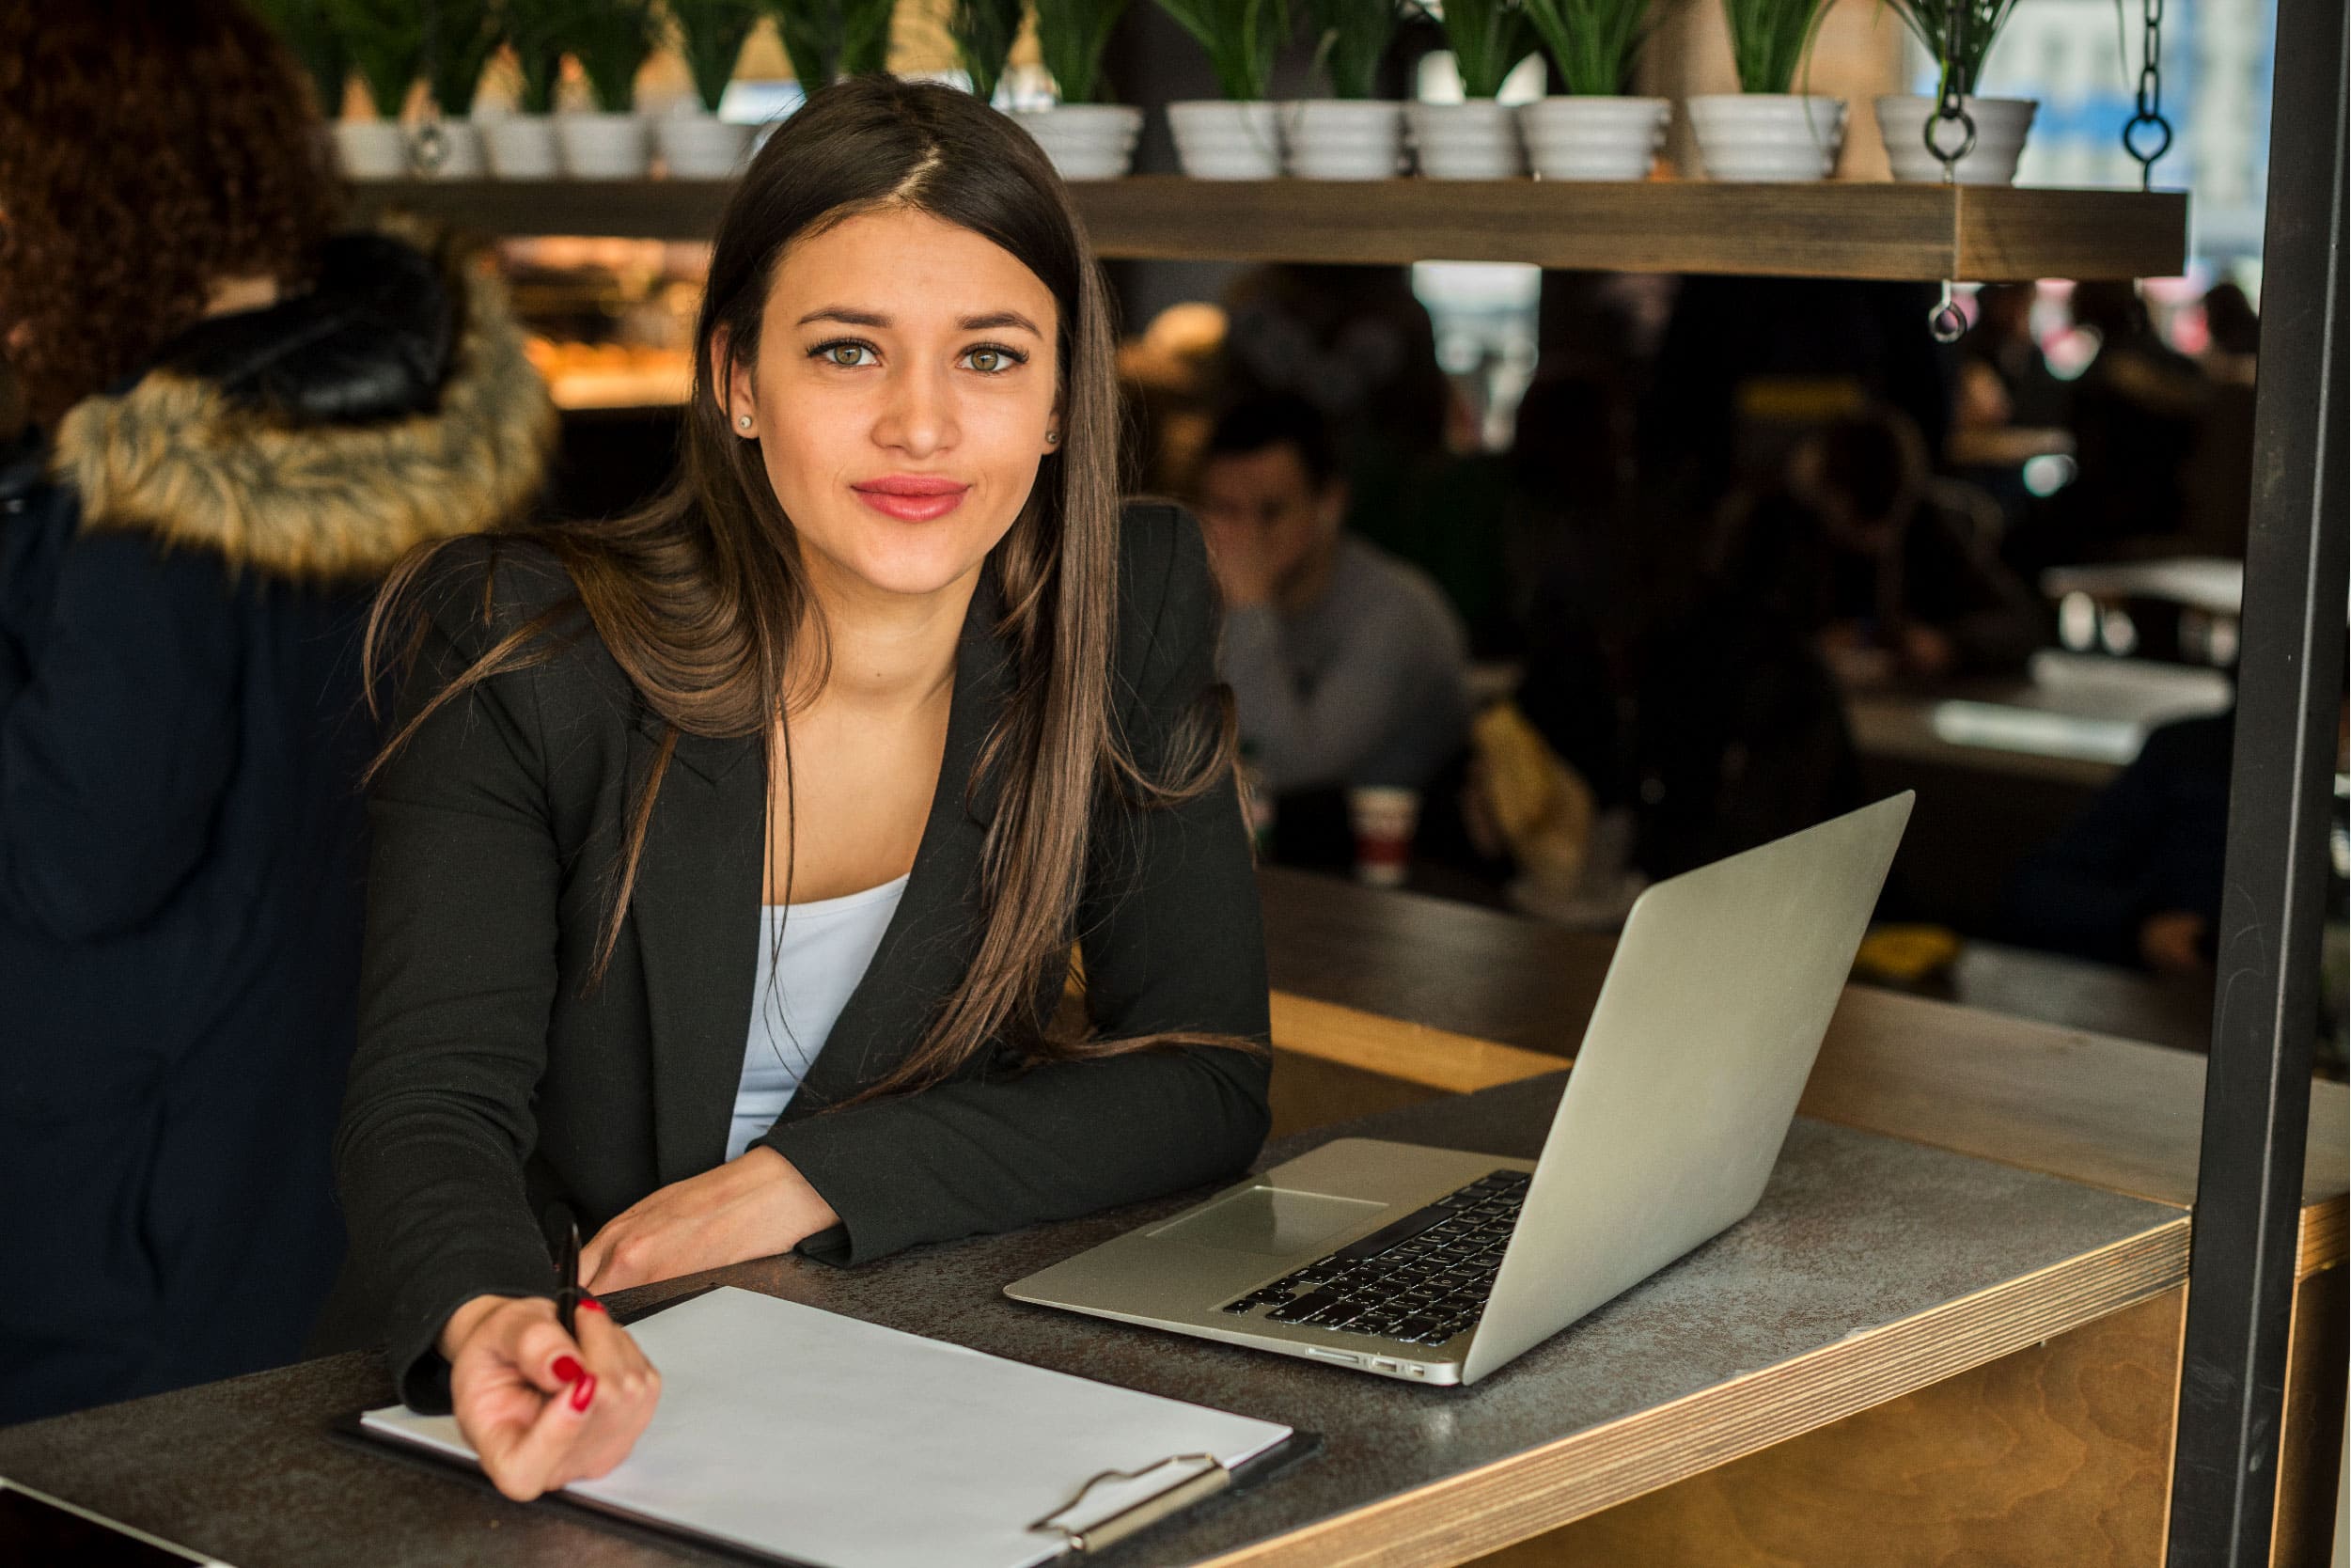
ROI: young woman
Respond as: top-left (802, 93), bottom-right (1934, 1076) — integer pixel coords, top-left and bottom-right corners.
top-left (0, 0), bottom-right (551, 1422)
top-left (336, 76), bottom-right (1271, 1500)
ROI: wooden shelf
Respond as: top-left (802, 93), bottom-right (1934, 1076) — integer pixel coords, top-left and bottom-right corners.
top-left (353, 176), bottom-right (2187, 281)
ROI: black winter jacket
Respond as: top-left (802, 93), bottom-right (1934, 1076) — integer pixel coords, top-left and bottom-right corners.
top-left (0, 232), bottom-right (554, 1422)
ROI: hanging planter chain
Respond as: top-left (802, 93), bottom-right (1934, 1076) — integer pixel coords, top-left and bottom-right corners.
top-left (2123, 0), bottom-right (2172, 188)
top-left (1926, 0), bottom-right (1974, 342)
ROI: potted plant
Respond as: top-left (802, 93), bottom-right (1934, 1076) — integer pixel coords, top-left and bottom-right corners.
top-left (1157, 0), bottom-right (1293, 179)
top-left (413, 0), bottom-right (498, 177)
top-left (484, 0), bottom-right (570, 177)
top-left (1407, 0), bottom-right (1537, 178)
top-left (663, 0), bottom-right (760, 176)
top-left (1872, 0), bottom-right (2033, 183)
top-left (249, 0), bottom-right (348, 119)
top-left (950, 0), bottom-right (1027, 102)
top-left (1685, 0), bottom-right (1843, 180)
top-left (760, 0), bottom-right (897, 89)
top-left (1010, 0), bottom-right (1145, 179)
top-left (558, 0), bottom-right (660, 177)
top-left (322, 0), bottom-right (421, 177)
top-left (1284, 0), bottom-right (1413, 180)
top-left (1517, 0), bottom-right (1668, 180)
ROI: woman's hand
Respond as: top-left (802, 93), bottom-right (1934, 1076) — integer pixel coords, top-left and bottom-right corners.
top-left (439, 1294), bottom-right (662, 1501)
top-left (580, 1146), bottom-right (840, 1294)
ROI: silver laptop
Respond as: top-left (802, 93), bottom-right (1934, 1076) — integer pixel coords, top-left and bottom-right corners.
top-left (1006, 793), bottom-right (1914, 1386)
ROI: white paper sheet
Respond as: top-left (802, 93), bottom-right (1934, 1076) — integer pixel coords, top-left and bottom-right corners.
top-left (360, 1287), bottom-right (1292, 1568)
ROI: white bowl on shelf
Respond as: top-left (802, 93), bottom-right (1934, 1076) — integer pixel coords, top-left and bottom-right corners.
top-left (1009, 104), bottom-right (1146, 180)
top-left (558, 111), bottom-right (650, 179)
top-left (1875, 94), bottom-right (2037, 184)
top-left (658, 110), bottom-right (755, 179)
top-left (1686, 94), bottom-right (1846, 181)
top-left (484, 114), bottom-right (562, 179)
top-left (1405, 100), bottom-right (1523, 180)
top-left (1168, 101), bottom-right (1283, 180)
top-left (1282, 100), bottom-right (1405, 180)
top-left (1519, 96), bottom-right (1668, 181)
top-left (332, 119), bottom-right (410, 180)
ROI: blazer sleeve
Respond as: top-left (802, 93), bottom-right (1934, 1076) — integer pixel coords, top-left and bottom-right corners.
top-left (333, 540), bottom-right (569, 1412)
top-left (0, 531), bottom-right (241, 942)
top-left (761, 505), bottom-right (1273, 1263)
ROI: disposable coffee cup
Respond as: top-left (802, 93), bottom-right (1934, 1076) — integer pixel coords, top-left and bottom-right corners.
top-left (1348, 786), bottom-right (1420, 887)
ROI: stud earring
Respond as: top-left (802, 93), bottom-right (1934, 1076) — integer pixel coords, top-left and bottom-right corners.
top-left (738, 414), bottom-right (754, 430)
top-left (1045, 429), bottom-right (1059, 445)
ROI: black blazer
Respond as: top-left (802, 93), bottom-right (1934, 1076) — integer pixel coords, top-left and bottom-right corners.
top-left (335, 501), bottom-right (1272, 1410)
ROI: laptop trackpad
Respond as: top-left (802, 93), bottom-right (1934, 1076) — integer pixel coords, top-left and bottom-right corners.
top-left (1150, 1186), bottom-right (1387, 1256)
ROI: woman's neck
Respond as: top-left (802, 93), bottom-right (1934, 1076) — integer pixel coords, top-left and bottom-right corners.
top-left (792, 557), bottom-right (979, 717)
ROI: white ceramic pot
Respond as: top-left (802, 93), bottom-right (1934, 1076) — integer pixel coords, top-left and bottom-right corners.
top-left (1686, 93), bottom-right (1846, 181)
top-left (1518, 96), bottom-right (1669, 181)
top-left (484, 115), bottom-right (562, 178)
top-left (1167, 100), bottom-right (1283, 180)
top-left (657, 110), bottom-right (755, 178)
top-left (409, 118), bottom-right (487, 179)
top-left (1281, 100), bottom-right (1405, 180)
top-left (1009, 103), bottom-right (1145, 180)
top-left (1404, 100), bottom-right (1523, 180)
top-left (558, 111), bottom-right (650, 179)
top-left (332, 119), bottom-right (411, 180)
top-left (1874, 94), bottom-right (2037, 184)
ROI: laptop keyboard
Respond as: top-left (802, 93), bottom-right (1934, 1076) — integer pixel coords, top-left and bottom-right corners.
top-left (1215, 1169), bottom-right (1529, 1349)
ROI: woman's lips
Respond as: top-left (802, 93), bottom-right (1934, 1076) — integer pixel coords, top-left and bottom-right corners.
top-left (852, 477), bottom-right (971, 522)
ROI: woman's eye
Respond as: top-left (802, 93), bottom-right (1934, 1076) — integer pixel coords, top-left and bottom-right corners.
top-left (815, 341), bottom-right (876, 368)
top-left (963, 345), bottom-right (1024, 374)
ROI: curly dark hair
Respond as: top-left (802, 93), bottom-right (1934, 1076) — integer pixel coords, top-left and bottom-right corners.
top-left (0, 0), bottom-right (341, 429)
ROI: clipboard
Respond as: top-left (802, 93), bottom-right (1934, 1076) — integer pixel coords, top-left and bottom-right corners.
top-left (339, 1286), bottom-right (1319, 1568)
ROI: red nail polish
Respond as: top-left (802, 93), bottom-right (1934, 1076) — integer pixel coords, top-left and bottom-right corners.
top-left (570, 1372), bottom-right (597, 1412)
top-left (578, 1296), bottom-right (607, 1315)
top-left (552, 1356), bottom-right (583, 1384)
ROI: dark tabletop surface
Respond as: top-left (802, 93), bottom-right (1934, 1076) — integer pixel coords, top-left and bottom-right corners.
top-left (0, 1078), bottom-right (2182, 1568)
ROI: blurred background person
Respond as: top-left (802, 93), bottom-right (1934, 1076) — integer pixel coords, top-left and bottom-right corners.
top-left (0, 0), bottom-right (553, 1423)
top-left (2000, 710), bottom-right (2233, 974)
top-left (2048, 279), bottom-right (2210, 565)
top-left (1194, 394), bottom-right (1472, 864)
top-left (1733, 406), bottom-right (2045, 687)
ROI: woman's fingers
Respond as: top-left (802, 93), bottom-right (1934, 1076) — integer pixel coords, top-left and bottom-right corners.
top-left (561, 1304), bottom-right (663, 1481)
top-left (474, 1362), bottom-right (601, 1500)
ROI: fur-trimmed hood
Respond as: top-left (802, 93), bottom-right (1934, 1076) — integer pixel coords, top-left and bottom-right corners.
top-left (48, 229), bottom-right (555, 582)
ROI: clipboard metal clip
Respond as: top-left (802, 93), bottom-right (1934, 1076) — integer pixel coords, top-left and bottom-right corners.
top-left (1027, 1451), bottom-right (1230, 1554)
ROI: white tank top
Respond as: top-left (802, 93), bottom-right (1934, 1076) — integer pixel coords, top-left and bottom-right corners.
top-left (725, 873), bottom-right (911, 1162)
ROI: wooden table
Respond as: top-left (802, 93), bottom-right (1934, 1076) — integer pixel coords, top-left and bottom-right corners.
top-left (0, 1088), bottom-right (2183, 1568)
top-left (1, 871), bottom-right (2336, 1568)
top-left (1258, 868), bottom-right (2348, 1565)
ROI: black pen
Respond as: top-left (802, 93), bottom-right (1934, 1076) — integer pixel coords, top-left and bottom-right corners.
top-left (557, 1218), bottom-right (583, 1341)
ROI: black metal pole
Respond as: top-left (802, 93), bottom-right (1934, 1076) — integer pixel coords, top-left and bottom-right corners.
top-left (2163, 0), bottom-right (2349, 1553)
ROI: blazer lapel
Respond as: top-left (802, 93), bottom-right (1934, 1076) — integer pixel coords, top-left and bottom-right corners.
top-left (632, 720), bottom-right (765, 1184)
top-left (784, 572), bottom-right (1011, 1117)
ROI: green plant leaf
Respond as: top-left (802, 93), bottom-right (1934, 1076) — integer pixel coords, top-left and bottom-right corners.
top-left (1306, 0), bottom-right (1410, 97)
top-left (669, 0), bottom-right (761, 110)
top-left (1519, 0), bottom-right (1654, 94)
top-left (498, 0), bottom-right (574, 113)
top-left (249, 0), bottom-right (349, 116)
top-left (1877, 0), bottom-right (2019, 94)
top-left (420, 0), bottom-right (501, 115)
top-left (322, 0), bottom-right (424, 117)
top-left (1720, 0), bottom-right (1830, 90)
top-left (1152, 0), bottom-right (1293, 98)
top-left (1434, 0), bottom-right (1536, 96)
top-left (950, 0), bottom-right (1027, 100)
top-left (1033, 0), bottom-right (1128, 101)
top-left (560, 0), bottom-right (661, 110)
top-left (760, 0), bottom-right (896, 84)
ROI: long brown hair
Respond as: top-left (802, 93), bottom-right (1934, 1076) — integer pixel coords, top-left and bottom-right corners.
top-left (0, 0), bottom-right (338, 429)
top-left (368, 76), bottom-right (1239, 1104)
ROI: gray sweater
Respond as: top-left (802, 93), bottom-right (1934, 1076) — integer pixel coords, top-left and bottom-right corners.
top-left (1219, 537), bottom-right (1473, 794)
